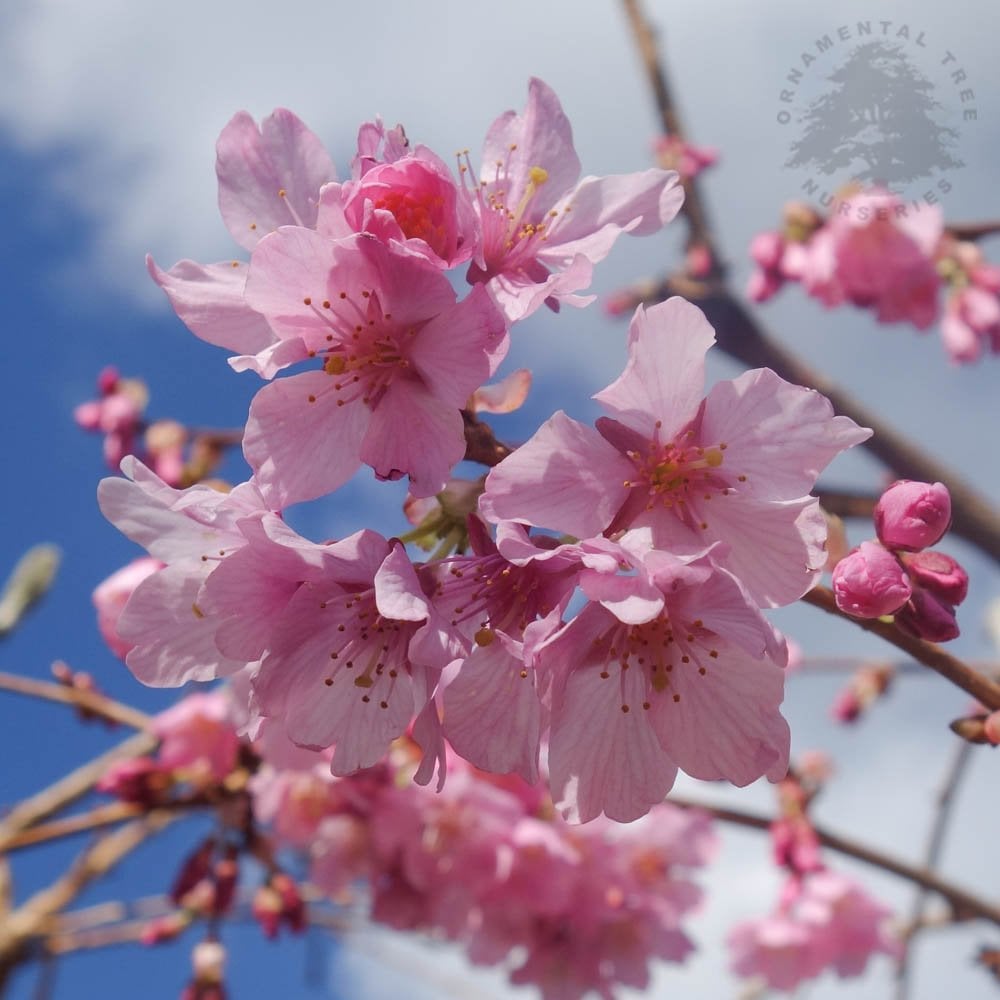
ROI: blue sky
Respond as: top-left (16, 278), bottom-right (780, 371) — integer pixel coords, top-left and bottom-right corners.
top-left (1, 1), bottom-right (998, 997)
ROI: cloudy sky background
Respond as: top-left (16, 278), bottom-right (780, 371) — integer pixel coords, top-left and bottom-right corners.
top-left (1, 0), bottom-right (997, 997)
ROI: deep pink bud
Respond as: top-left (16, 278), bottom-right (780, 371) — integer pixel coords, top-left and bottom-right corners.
top-left (832, 542), bottom-right (911, 617)
top-left (900, 550), bottom-right (969, 605)
top-left (895, 587), bottom-right (960, 642)
top-left (984, 711), bottom-right (1000, 745)
top-left (874, 480), bottom-right (951, 552)
top-left (170, 839), bottom-right (215, 905)
top-left (750, 231), bottom-right (785, 270)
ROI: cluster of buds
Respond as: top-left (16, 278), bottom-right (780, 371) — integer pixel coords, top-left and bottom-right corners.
top-left (728, 753), bottom-right (900, 992)
top-left (832, 480), bottom-right (968, 642)
top-left (76, 367), bottom-right (230, 487)
top-left (830, 662), bottom-right (895, 725)
top-left (747, 189), bottom-right (1000, 363)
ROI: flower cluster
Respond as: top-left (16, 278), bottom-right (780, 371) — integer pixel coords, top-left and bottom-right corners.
top-left (95, 79), bottom-right (872, 829)
top-left (254, 736), bottom-right (716, 1000)
top-left (832, 480), bottom-right (968, 641)
top-left (728, 760), bottom-right (901, 991)
top-left (748, 189), bottom-right (1000, 363)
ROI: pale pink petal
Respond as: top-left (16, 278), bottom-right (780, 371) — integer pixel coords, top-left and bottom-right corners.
top-left (146, 256), bottom-right (280, 360)
top-left (374, 543), bottom-right (430, 622)
top-left (648, 642), bottom-right (789, 785)
top-left (549, 662), bottom-right (677, 823)
top-left (359, 381), bottom-right (465, 498)
top-left (480, 411), bottom-right (632, 537)
top-left (594, 298), bottom-right (714, 438)
top-left (486, 253), bottom-right (595, 323)
top-left (701, 368), bottom-right (872, 499)
top-left (244, 370), bottom-right (368, 508)
top-left (542, 169), bottom-right (683, 261)
top-left (118, 565), bottom-right (242, 686)
top-left (216, 109), bottom-right (336, 251)
top-left (443, 639), bottom-right (542, 784)
top-left (470, 369), bottom-right (532, 414)
top-left (481, 78), bottom-right (581, 217)
top-left (408, 285), bottom-right (508, 407)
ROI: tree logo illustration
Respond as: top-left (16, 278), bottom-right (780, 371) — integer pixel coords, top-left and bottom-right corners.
top-left (786, 40), bottom-right (964, 188)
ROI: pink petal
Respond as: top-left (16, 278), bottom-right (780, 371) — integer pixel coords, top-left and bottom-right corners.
top-left (443, 640), bottom-right (542, 784)
top-left (700, 368), bottom-right (871, 500)
top-left (481, 78), bottom-right (581, 217)
top-left (244, 370), bottom-right (369, 508)
top-left (480, 411), bottom-right (632, 537)
top-left (647, 641), bottom-right (790, 786)
top-left (594, 298), bottom-right (714, 438)
top-left (471, 369), bottom-right (532, 414)
top-left (216, 109), bottom-right (336, 251)
top-left (542, 168), bottom-right (683, 262)
top-left (549, 661), bottom-right (677, 823)
top-left (146, 255), bottom-right (281, 360)
top-left (359, 380), bottom-right (465, 498)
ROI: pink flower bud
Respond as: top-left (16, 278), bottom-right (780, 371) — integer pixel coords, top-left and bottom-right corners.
top-left (900, 550), bottom-right (969, 605)
top-left (874, 480), bottom-right (951, 552)
top-left (895, 587), bottom-right (960, 643)
top-left (984, 711), bottom-right (1000, 745)
top-left (832, 542), bottom-right (911, 617)
top-left (750, 231), bottom-right (785, 270)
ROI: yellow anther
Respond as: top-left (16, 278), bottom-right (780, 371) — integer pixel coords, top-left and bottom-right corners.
top-left (705, 448), bottom-right (724, 467)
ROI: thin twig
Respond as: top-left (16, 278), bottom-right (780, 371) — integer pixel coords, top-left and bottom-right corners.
top-left (947, 220), bottom-right (1000, 242)
top-left (0, 730), bottom-right (157, 854)
top-left (617, 0), bottom-right (1000, 564)
top-left (0, 672), bottom-right (152, 731)
top-left (894, 739), bottom-right (975, 999)
top-left (619, 0), bottom-right (720, 265)
top-left (803, 586), bottom-right (1000, 710)
top-left (0, 813), bottom-right (176, 987)
top-left (669, 795), bottom-right (1000, 926)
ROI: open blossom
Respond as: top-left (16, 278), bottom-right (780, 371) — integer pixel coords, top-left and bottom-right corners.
top-left (148, 109), bottom-right (337, 378)
top-left (153, 692), bottom-right (241, 783)
top-left (796, 191), bottom-right (943, 328)
top-left (317, 125), bottom-right (477, 269)
top-left (481, 297), bottom-right (870, 607)
top-left (464, 77), bottom-right (684, 321)
top-left (242, 232), bottom-right (507, 505)
top-left (535, 532), bottom-right (790, 823)
top-left (729, 871), bottom-right (900, 991)
top-left (97, 457), bottom-right (270, 686)
top-left (93, 556), bottom-right (163, 659)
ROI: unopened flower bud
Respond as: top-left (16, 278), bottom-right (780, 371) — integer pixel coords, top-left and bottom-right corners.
top-left (900, 550), bottom-right (969, 605)
top-left (170, 839), bottom-right (215, 905)
top-left (252, 885), bottom-right (283, 939)
top-left (832, 542), bottom-right (911, 617)
top-left (985, 711), bottom-right (1000, 745)
top-left (895, 587), bottom-right (960, 643)
top-left (874, 480), bottom-right (951, 552)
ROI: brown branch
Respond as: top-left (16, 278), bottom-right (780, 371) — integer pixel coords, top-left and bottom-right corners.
top-left (947, 220), bottom-right (1000, 242)
top-left (1, 803), bottom-right (148, 853)
top-left (462, 410), bottom-right (512, 467)
top-left (802, 586), bottom-right (1000, 710)
top-left (895, 739), bottom-right (975, 999)
top-left (618, 0), bottom-right (1000, 565)
top-left (0, 672), bottom-right (152, 731)
top-left (669, 795), bottom-right (1000, 926)
top-left (0, 813), bottom-right (177, 987)
top-left (816, 489), bottom-right (878, 523)
top-left (0, 730), bottom-right (157, 854)
top-left (619, 0), bottom-right (720, 266)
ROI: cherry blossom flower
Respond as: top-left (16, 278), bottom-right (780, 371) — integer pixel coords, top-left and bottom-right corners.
top-left (481, 297), bottom-right (870, 607)
top-left (148, 109), bottom-right (337, 378)
top-left (97, 457), bottom-right (270, 686)
top-left (93, 556), bottom-right (163, 659)
top-left (535, 532), bottom-right (790, 823)
top-left (463, 77), bottom-right (684, 321)
top-left (242, 232), bottom-right (507, 505)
